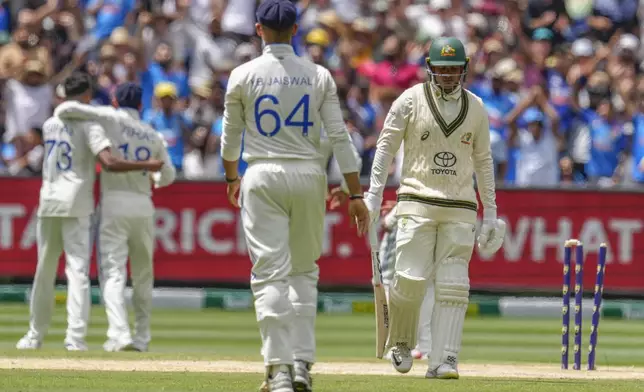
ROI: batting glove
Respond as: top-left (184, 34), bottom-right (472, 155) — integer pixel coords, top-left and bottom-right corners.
top-left (477, 212), bottom-right (506, 257)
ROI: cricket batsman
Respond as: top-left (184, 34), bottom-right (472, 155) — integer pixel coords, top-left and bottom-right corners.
top-left (16, 73), bottom-right (164, 351)
top-left (53, 83), bottom-right (176, 352)
top-left (220, 1), bottom-right (369, 391)
top-left (364, 37), bottom-right (506, 379)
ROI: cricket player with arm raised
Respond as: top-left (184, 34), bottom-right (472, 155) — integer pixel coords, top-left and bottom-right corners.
top-left (220, 1), bottom-right (369, 391)
top-left (364, 37), bottom-right (506, 379)
top-left (16, 73), bottom-right (164, 351)
top-left (53, 82), bottom-right (176, 352)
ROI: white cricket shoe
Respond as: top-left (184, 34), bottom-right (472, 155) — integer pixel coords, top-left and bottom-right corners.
top-left (293, 360), bottom-right (312, 392)
top-left (426, 363), bottom-right (459, 379)
top-left (390, 343), bottom-right (413, 374)
top-left (64, 340), bottom-right (88, 351)
top-left (103, 339), bottom-right (135, 352)
top-left (260, 365), bottom-right (294, 392)
top-left (16, 335), bottom-right (41, 350)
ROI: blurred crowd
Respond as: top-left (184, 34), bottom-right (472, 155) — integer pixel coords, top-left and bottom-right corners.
top-left (0, 0), bottom-right (644, 189)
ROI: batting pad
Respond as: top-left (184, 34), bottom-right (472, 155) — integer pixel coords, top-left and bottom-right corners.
top-left (430, 257), bottom-right (470, 369)
top-left (386, 271), bottom-right (427, 350)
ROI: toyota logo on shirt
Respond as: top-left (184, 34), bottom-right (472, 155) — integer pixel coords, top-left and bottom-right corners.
top-left (432, 152), bottom-right (457, 176)
top-left (434, 152), bottom-right (457, 167)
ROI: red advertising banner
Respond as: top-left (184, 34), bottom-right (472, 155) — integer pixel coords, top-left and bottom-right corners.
top-left (1, 178), bottom-right (643, 293)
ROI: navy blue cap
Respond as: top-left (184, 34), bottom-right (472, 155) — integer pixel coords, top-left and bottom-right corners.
top-left (256, 0), bottom-right (297, 32)
top-left (115, 82), bottom-right (142, 109)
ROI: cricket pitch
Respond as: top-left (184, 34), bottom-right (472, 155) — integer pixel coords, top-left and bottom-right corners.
top-left (1, 357), bottom-right (644, 380)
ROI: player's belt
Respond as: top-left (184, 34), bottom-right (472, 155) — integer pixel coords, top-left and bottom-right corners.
top-left (397, 193), bottom-right (477, 212)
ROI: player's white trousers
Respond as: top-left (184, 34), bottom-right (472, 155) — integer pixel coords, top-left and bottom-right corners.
top-left (97, 197), bottom-right (154, 348)
top-left (240, 159), bottom-right (326, 366)
top-left (382, 227), bottom-right (433, 355)
top-left (389, 215), bottom-right (475, 368)
top-left (28, 216), bottom-right (93, 344)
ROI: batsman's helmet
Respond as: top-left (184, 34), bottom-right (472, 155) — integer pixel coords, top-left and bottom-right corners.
top-left (426, 37), bottom-right (469, 98)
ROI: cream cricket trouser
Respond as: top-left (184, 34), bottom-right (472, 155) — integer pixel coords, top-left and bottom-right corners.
top-left (381, 226), bottom-right (433, 355)
top-left (97, 212), bottom-right (154, 347)
top-left (29, 216), bottom-right (93, 344)
top-left (240, 159), bottom-right (326, 366)
top-left (391, 215), bottom-right (475, 368)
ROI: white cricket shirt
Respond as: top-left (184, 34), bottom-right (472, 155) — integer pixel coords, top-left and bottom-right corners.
top-left (37, 113), bottom-right (111, 217)
top-left (53, 103), bottom-right (176, 217)
top-left (368, 82), bottom-right (497, 224)
top-left (221, 44), bottom-right (358, 174)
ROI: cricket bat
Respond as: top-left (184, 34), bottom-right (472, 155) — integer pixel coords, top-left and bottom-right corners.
top-left (369, 225), bottom-right (389, 359)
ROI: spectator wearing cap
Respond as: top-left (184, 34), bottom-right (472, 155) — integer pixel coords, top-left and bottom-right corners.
top-left (520, 28), bottom-right (554, 89)
top-left (348, 17), bottom-right (377, 69)
top-left (606, 33), bottom-right (640, 82)
top-left (108, 27), bottom-right (131, 59)
top-left (476, 39), bottom-right (504, 77)
top-left (303, 28), bottom-right (330, 66)
top-left (505, 69), bottom-right (525, 102)
top-left (185, 82), bottom-right (216, 127)
top-left (313, 10), bottom-right (343, 67)
top-left (506, 87), bottom-right (562, 187)
top-left (143, 82), bottom-right (192, 173)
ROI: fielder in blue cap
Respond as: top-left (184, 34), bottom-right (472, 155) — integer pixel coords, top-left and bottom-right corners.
top-left (221, 1), bottom-right (367, 391)
top-left (113, 82), bottom-right (143, 111)
top-left (255, 0), bottom-right (298, 43)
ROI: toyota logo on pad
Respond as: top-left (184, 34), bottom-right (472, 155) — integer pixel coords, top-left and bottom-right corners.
top-left (434, 152), bottom-right (457, 168)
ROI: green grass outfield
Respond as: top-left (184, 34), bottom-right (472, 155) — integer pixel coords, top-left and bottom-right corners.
top-left (2, 304), bottom-right (644, 391)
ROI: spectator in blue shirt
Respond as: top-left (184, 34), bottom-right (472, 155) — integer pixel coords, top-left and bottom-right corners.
top-left (140, 42), bottom-right (190, 115)
top-left (578, 94), bottom-right (627, 186)
top-left (143, 82), bottom-right (192, 173)
top-left (546, 45), bottom-right (575, 133)
top-left (475, 59), bottom-right (517, 183)
top-left (75, 0), bottom-right (135, 55)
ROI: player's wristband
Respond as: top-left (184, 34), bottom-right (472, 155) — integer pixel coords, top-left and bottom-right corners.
top-left (349, 194), bottom-right (364, 200)
top-left (225, 176), bottom-right (239, 183)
